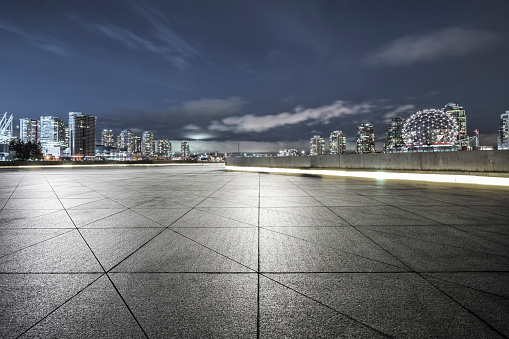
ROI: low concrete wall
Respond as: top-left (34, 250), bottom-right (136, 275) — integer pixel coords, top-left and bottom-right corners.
top-left (226, 151), bottom-right (509, 176)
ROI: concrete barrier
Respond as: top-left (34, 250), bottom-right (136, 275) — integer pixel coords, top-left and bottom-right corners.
top-left (226, 151), bottom-right (509, 177)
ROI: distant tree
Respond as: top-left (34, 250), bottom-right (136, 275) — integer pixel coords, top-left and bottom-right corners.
top-left (9, 140), bottom-right (44, 160)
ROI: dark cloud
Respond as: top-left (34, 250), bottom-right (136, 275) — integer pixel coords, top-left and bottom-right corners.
top-left (364, 27), bottom-right (503, 67)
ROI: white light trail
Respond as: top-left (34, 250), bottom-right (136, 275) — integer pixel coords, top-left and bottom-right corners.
top-left (225, 165), bottom-right (509, 187)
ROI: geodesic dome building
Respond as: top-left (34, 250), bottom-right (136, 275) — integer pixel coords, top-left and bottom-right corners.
top-left (403, 109), bottom-right (459, 149)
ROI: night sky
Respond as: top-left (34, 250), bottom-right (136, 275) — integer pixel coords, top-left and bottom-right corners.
top-left (2, 0), bottom-right (508, 153)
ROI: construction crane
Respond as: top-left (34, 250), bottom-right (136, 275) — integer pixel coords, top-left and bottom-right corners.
top-left (0, 112), bottom-right (14, 144)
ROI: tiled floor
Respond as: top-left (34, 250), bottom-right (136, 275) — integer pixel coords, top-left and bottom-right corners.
top-left (0, 164), bottom-right (508, 338)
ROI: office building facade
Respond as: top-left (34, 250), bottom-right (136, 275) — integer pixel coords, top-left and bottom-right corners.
top-left (498, 111), bottom-right (509, 150)
top-left (155, 139), bottom-right (171, 157)
top-left (68, 112), bottom-right (96, 157)
top-left (444, 102), bottom-right (467, 144)
top-left (39, 116), bottom-right (66, 155)
top-left (356, 122), bottom-right (375, 153)
top-left (329, 130), bottom-right (346, 154)
top-left (118, 129), bottom-right (134, 153)
top-left (19, 118), bottom-right (39, 143)
top-left (101, 129), bottom-right (114, 147)
top-left (141, 131), bottom-right (154, 157)
top-left (181, 141), bottom-right (190, 158)
top-left (310, 135), bottom-right (325, 156)
top-left (384, 117), bottom-right (406, 152)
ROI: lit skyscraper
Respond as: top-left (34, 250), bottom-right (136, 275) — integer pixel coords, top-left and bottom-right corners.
top-left (39, 116), bottom-right (66, 154)
top-left (310, 135), bottom-right (325, 156)
top-left (181, 141), bottom-right (190, 158)
top-left (118, 129), bottom-right (134, 152)
top-left (68, 112), bottom-right (96, 157)
top-left (356, 122), bottom-right (375, 153)
top-left (384, 117), bottom-right (406, 152)
top-left (101, 129), bottom-right (114, 147)
top-left (329, 130), bottom-right (346, 154)
top-left (19, 118), bottom-right (39, 143)
top-left (444, 102), bottom-right (467, 144)
top-left (497, 111), bottom-right (509, 150)
top-left (133, 136), bottom-right (141, 154)
top-left (141, 131), bottom-right (154, 157)
top-left (155, 139), bottom-right (171, 157)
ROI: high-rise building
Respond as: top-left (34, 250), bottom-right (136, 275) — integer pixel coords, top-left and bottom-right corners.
top-left (181, 141), bottom-right (190, 158)
top-left (68, 112), bottom-right (96, 157)
top-left (39, 116), bottom-right (66, 154)
top-left (155, 139), bottom-right (171, 157)
top-left (444, 102), bottom-right (467, 144)
top-left (356, 122), bottom-right (375, 153)
top-left (497, 111), bottom-right (509, 150)
top-left (101, 129), bottom-right (114, 147)
top-left (329, 130), bottom-right (346, 154)
top-left (141, 131), bottom-right (154, 157)
top-left (310, 135), bottom-right (325, 156)
top-left (384, 117), bottom-right (406, 152)
top-left (118, 129), bottom-right (134, 152)
top-left (278, 149), bottom-right (299, 157)
top-left (132, 136), bottom-right (141, 154)
top-left (19, 118), bottom-right (39, 143)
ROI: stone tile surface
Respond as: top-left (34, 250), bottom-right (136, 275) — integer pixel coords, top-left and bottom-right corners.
top-left (0, 164), bottom-right (508, 338)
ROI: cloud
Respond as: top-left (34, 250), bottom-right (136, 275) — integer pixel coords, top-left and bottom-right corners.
top-left (179, 97), bottom-right (247, 118)
top-left (68, 5), bottom-right (199, 69)
top-left (364, 27), bottom-right (502, 67)
top-left (383, 104), bottom-right (416, 119)
top-left (0, 20), bottom-right (69, 56)
top-left (207, 100), bottom-right (373, 134)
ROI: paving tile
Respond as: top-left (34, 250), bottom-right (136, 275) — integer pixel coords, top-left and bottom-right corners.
top-left (0, 230), bottom-right (102, 273)
top-left (10, 190), bottom-right (57, 199)
top-left (111, 273), bottom-right (257, 338)
top-left (81, 228), bottom-right (163, 271)
top-left (259, 275), bottom-right (388, 338)
top-left (0, 273), bottom-right (101, 339)
top-left (370, 194), bottom-right (448, 206)
top-left (0, 210), bottom-right (75, 229)
top-left (3, 198), bottom-right (63, 210)
top-left (67, 198), bottom-right (126, 210)
top-left (110, 196), bottom-right (160, 208)
top-left (358, 225), bottom-right (509, 257)
top-left (262, 227), bottom-right (407, 269)
top-left (422, 274), bottom-right (509, 337)
top-left (66, 208), bottom-right (127, 227)
top-left (260, 228), bottom-right (407, 273)
top-left (421, 272), bottom-right (509, 298)
top-left (20, 275), bottom-right (145, 339)
top-left (60, 197), bottom-right (107, 209)
top-left (174, 227), bottom-right (258, 270)
top-left (81, 210), bottom-right (164, 229)
top-left (195, 207), bottom-right (259, 226)
top-left (260, 195), bottom-right (322, 207)
top-left (196, 196), bottom-right (259, 208)
top-left (400, 205), bottom-right (509, 225)
top-left (0, 229), bottom-right (72, 257)
top-left (171, 208), bottom-right (257, 227)
top-left (260, 207), bottom-right (348, 226)
top-left (359, 227), bottom-right (509, 272)
top-left (266, 273), bottom-right (504, 338)
top-left (132, 207), bottom-right (191, 226)
top-left (313, 194), bottom-right (388, 206)
top-left (329, 205), bottom-right (438, 226)
top-left (112, 229), bottom-right (253, 272)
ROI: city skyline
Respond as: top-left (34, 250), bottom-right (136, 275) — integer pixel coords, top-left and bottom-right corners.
top-left (1, 1), bottom-right (509, 152)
